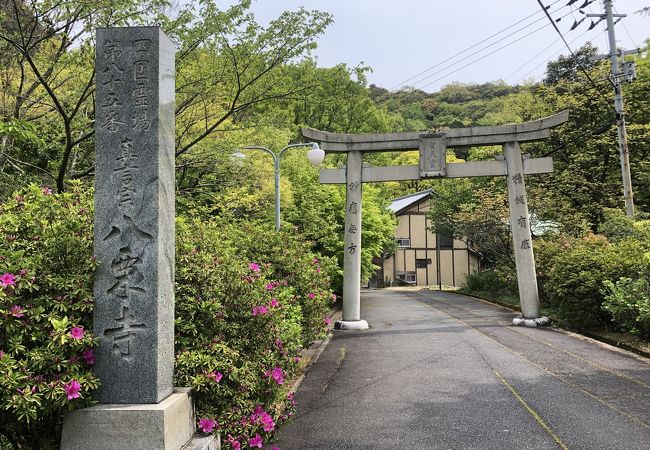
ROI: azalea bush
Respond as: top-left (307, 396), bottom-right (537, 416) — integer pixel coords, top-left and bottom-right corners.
top-left (0, 185), bottom-right (333, 449)
top-left (174, 218), bottom-right (333, 449)
top-left (0, 183), bottom-right (99, 449)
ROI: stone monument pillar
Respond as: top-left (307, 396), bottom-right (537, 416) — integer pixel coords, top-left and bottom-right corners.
top-left (335, 150), bottom-right (368, 330)
top-left (92, 25), bottom-right (175, 405)
top-left (61, 27), bottom-right (219, 450)
top-left (504, 141), bottom-right (549, 327)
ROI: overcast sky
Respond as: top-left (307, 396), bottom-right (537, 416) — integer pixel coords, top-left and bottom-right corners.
top-left (219, 0), bottom-right (649, 92)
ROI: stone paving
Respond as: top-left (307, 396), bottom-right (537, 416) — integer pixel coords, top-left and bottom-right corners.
top-left (275, 289), bottom-right (650, 449)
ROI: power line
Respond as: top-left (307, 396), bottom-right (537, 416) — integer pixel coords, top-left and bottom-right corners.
top-left (543, 118), bottom-right (616, 157)
top-left (505, 36), bottom-right (562, 82)
top-left (404, 5), bottom-right (576, 90)
top-left (364, 2), bottom-right (612, 123)
top-left (509, 27), bottom-right (605, 84)
top-left (535, 0), bottom-right (614, 106)
top-left (414, 17), bottom-right (570, 91)
top-left (614, 5), bottom-right (639, 49)
top-left (388, 0), bottom-right (565, 91)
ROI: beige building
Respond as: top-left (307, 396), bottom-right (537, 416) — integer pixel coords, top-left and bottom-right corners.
top-left (378, 190), bottom-right (480, 287)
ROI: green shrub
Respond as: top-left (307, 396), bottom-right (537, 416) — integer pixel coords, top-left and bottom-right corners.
top-left (462, 269), bottom-right (509, 294)
top-left (602, 276), bottom-right (650, 339)
top-left (0, 186), bottom-right (333, 449)
top-left (599, 208), bottom-right (650, 244)
top-left (534, 235), bottom-right (578, 302)
top-left (0, 183), bottom-right (99, 449)
top-left (543, 234), bottom-right (646, 329)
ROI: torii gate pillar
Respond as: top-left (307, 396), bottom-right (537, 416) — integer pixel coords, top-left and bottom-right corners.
top-left (336, 150), bottom-right (368, 330)
top-left (505, 142), bottom-right (549, 326)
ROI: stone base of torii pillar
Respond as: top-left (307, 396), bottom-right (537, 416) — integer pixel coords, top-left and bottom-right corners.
top-left (512, 316), bottom-right (551, 327)
top-left (335, 320), bottom-right (369, 331)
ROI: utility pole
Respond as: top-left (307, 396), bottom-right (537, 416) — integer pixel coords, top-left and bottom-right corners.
top-left (588, 0), bottom-right (640, 217)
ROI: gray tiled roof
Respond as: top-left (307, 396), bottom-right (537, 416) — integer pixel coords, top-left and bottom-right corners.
top-left (388, 190), bottom-right (432, 214)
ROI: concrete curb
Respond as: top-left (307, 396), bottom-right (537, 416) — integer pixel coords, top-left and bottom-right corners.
top-left (288, 308), bottom-right (341, 394)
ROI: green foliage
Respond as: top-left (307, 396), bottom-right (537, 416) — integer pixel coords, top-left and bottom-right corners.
top-left (543, 43), bottom-right (599, 85)
top-left (174, 217), bottom-right (333, 447)
top-left (0, 183), bottom-right (99, 449)
top-left (0, 0), bottom-right (333, 192)
top-left (542, 234), bottom-right (647, 329)
top-left (602, 277), bottom-right (650, 339)
top-left (461, 270), bottom-right (509, 294)
top-left (599, 208), bottom-right (650, 242)
top-left (0, 185), bottom-right (334, 448)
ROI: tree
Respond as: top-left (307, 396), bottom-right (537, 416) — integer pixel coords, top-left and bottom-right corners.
top-left (0, 0), bottom-right (333, 192)
top-left (543, 42), bottom-right (599, 85)
top-left (0, 0), bottom-right (171, 192)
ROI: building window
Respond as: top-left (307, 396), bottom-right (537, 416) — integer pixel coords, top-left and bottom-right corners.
top-left (438, 234), bottom-right (453, 249)
top-left (396, 238), bottom-right (411, 248)
top-left (416, 258), bottom-right (431, 268)
top-left (396, 272), bottom-right (417, 284)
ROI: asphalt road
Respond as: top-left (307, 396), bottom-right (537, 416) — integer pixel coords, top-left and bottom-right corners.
top-left (274, 289), bottom-right (650, 450)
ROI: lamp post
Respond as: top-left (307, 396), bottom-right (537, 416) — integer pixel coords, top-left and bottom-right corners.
top-left (239, 142), bottom-right (325, 230)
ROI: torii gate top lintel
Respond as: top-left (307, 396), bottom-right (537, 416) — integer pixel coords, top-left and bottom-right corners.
top-left (301, 109), bottom-right (569, 152)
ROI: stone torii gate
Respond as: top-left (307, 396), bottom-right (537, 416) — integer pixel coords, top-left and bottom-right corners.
top-left (302, 110), bottom-right (569, 330)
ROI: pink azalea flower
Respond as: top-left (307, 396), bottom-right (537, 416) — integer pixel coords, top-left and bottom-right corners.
top-left (324, 317), bottom-right (331, 325)
top-left (312, 257), bottom-right (319, 264)
top-left (265, 283), bottom-right (274, 291)
top-left (207, 370), bottom-right (223, 383)
top-left (226, 435), bottom-right (240, 449)
top-left (331, 293), bottom-right (337, 302)
top-left (252, 305), bottom-right (268, 316)
top-left (275, 338), bottom-right (284, 351)
top-left (10, 305), bottom-right (24, 318)
top-left (250, 406), bottom-right (274, 431)
top-left (269, 298), bottom-right (279, 308)
top-left (308, 292), bottom-right (315, 300)
top-left (267, 366), bottom-right (284, 385)
top-left (260, 413), bottom-right (275, 432)
top-left (1, 273), bottom-right (16, 287)
top-left (248, 262), bottom-right (260, 272)
top-left (316, 267), bottom-right (321, 273)
top-left (41, 187), bottom-right (53, 195)
top-left (64, 380), bottom-right (81, 400)
top-left (82, 348), bottom-right (95, 365)
top-left (272, 447), bottom-right (281, 450)
top-left (198, 417), bottom-right (217, 433)
top-left (70, 326), bottom-right (85, 340)
top-left (248, 434), bottom-right (263, 448)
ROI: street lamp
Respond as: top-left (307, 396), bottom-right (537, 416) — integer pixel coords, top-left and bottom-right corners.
top-left (238, 142), bottom-right (325, 230)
